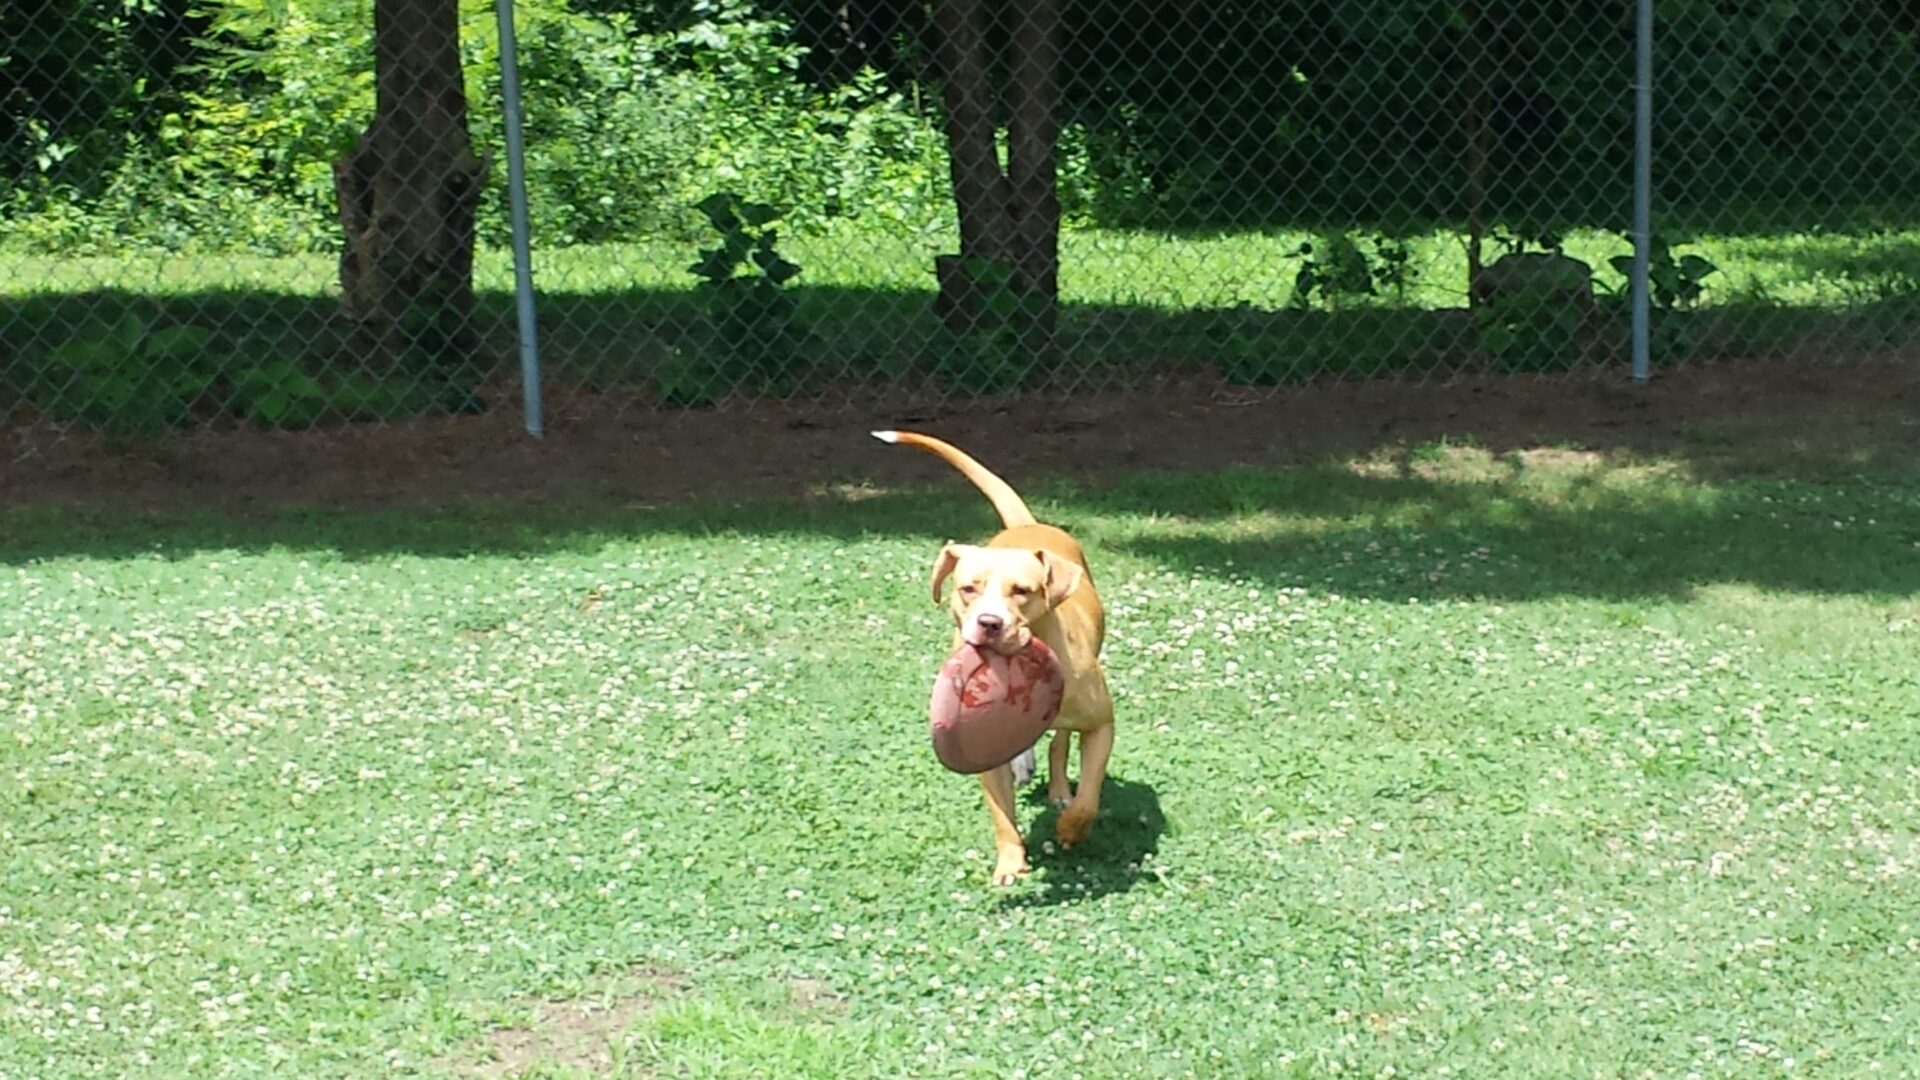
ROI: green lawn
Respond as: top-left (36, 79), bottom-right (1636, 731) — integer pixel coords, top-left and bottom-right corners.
top-left (8, 221), bottom-right (1920, 312)
top-left (6, 220), bottom-right (1920, 418)
top-left (4, 447), bottom-right (1919, 1078)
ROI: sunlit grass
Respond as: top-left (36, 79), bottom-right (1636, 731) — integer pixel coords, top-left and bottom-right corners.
top-left (6, 221), bottom-right (1920, 314)
top-left (4, 447), bottom-right (1919, 1077)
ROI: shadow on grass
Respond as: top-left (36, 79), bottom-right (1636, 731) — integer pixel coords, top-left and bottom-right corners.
top-left (1003, 775), bottom-right (1166, 910)
top-left (1080, 462), bottom-right (1920, 602)
top-left (1, 283), bottom-right (1444, 398)
top-left (5, 452), bottom-right (1920, 602)
top-left (0, 495), bottom-right (959, 565)
top-left (7, 282), bottom-right (1920, 412)
top-left (6, 270), bottom-right (1920, 604)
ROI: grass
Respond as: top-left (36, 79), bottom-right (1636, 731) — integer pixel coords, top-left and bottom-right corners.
top-left (4, 220), bottom-right (1920, 420)
top-left (5, 446), bottom-right (1920, 1077)
top-left (7, 221), bottom-right (1920, 312)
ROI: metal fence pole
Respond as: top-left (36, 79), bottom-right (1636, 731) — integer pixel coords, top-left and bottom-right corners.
top-left (1629, 0), bottom-right (1653, 383)
top-left (495, 0), bottom-right (544, 437)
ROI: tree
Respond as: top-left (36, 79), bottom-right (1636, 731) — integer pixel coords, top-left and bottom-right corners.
top-left (930, 0), bottom-right (1062, 349)
top-left (0, 0), bottom-right (202, 199)
top-left (332, 0), bottom-right (487, 369)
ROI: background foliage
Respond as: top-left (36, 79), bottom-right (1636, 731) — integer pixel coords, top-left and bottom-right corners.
top-left (4, 0), bottom-right (1919, 430)
top-left (7, 0), bottom-right (1919, 256)
top-left (1, 0), bottom-right (950, 253)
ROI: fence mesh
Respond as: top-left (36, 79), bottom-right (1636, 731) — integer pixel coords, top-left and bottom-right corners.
top-left (4, 0), bottom-right (1919, 436)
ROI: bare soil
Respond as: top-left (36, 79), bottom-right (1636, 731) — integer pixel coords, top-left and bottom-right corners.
top-left (466, 996), bottom-right (655, 1079)
top-left (445, 969), bottom-right (684, 1079)
top-left (5, 358), bottom-right (1917, 516)
top-left (435, 972), bottom-right (844, 1078)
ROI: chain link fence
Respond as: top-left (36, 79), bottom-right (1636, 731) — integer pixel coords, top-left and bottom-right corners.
top-left (4, 0), bottom-right (1918, 437)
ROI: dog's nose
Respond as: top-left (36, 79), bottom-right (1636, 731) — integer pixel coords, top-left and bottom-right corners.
top-left (974, 613), bottom-right (1005, 636)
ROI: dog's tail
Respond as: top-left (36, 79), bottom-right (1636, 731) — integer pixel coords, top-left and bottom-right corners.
top-left (871, 430), bottom-right (1038, 529)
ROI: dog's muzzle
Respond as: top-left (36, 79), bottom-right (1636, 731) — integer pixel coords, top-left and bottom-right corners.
top-left (963, 610), bottom-right (1029, 653)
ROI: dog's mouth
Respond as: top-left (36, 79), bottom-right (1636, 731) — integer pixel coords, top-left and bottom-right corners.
top-left (962, 618), bottom-right (1031, 654)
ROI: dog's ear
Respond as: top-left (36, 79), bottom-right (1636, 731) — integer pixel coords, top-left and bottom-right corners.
top-left (1036, 549), bottom-right (1084, 607)
top-left (930, 543), bottom-right (967, 605)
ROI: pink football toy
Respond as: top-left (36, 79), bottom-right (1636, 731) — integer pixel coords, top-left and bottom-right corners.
top-left (928, 637), bottom-right (1065, 774)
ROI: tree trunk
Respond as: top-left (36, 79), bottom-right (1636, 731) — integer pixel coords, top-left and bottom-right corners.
top-left (334, 0), bottom-right (487, 371)
top-left (929, 0), bottom-right (1060, 349)
top-left (1006, 0), bottom-right (1062, 345)
top-left (931, 0), bottom-right (1014, 332)
top-left (1461, 0), bottom-right (1489, 312)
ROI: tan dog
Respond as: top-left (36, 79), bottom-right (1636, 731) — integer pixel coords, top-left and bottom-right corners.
top-left (874, 430), bottom-right (1116, 886)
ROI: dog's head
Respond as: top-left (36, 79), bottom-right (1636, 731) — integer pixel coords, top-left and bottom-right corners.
top-left (929, 543), bottom-right (1084, 654)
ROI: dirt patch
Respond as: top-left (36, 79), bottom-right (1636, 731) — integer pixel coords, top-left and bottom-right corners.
top-left (5, 356), bottom-right (1918, 516)
top-left (1505, 446), bottom-right (1608, 471)
top-left (448, 970), bottom-right (683, 1079)
top-left (468, 998), bottom-right (652, 1079)
top-left (786, 976), bottom-right (847, 1015)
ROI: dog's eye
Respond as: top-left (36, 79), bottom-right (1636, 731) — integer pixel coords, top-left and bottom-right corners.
top-left (1009, 585), bottom-right (1032, 597)
top-left (958, 584), bottom-right (980, 596)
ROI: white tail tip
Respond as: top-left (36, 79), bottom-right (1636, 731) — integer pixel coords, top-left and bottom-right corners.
top-left (870, 430), bottom-right (901, 443)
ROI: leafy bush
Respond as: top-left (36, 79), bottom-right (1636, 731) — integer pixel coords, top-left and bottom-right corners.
top-left (1607, 235), bottom-right (1718, 312)
top-left (1605, 234), bottom-right (1720, 365)
top-left (926, 257), bottom-right (1041, 394)
top-left (223, 361), bottom-right (425, 428)
top-left (661, 191), bottom-right (816, 407)
top-left (1285, 232), bottom-right (1422, 310)
top-left (0, 0), bottom-right (947, 255)
top-left (1289, 233), bottom-right (1377, 310)
top-left (19, 310), bottom-right (454, 432)
top-left (9, 0), bottom-right (1920, 254)
top-left (32, 315), bottom-right (214, 435)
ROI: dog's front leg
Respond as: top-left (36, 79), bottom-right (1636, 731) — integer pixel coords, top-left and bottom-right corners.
top-left (977, 764), bottom-right (1028, 885)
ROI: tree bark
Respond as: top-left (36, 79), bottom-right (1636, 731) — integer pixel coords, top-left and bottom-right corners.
top-left (1006, 0), bottom-right (1062, 341)
top-left (1461, 0), bottom-right (1490, 311)
top-left (932, 0), bottom-right (1014, 333)
top-left (334, 0), bottom-right (487, 369)
top-left (929, 0), bottom-right (1060, 345)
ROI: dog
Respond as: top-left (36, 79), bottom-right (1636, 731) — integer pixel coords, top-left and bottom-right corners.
top-left (874, 430), bottom-right (1116, 886)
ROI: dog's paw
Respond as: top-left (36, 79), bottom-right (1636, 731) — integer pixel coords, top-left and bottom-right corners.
top-left (991, 848), bottom-right (1030, 887)
top-left (1055, 803), bottom-right (1096, 848)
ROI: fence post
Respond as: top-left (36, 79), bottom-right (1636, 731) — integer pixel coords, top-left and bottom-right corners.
top-left (1629, 0), bottom-right (1653, 383)
top-left (495, 0), bottom-right (544, 437)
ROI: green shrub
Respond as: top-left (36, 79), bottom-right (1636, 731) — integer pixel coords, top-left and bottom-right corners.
top-left (925, 257), bottom-right (1041, 394)
top-left (32, 315), bottom-right (214, 435)
top-left (0, 0), bottom-right (948, 255)
top-left (661, 191), bottom-right (817, 407)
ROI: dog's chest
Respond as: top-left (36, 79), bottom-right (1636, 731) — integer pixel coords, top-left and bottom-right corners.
top-left (1036, 620), bottom-right (1108, 728)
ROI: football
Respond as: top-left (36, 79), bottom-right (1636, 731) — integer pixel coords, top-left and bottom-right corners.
top-left (928, 636), bottom-right (1065, 774)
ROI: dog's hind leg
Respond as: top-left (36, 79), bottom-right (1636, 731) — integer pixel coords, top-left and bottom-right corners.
top-left (1010, 745), bottom-right (1038, 788)
top-left (1055, 723), bottom-right (1113, 849)
top-left (1046, 730), bottom-right (1073, 807)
